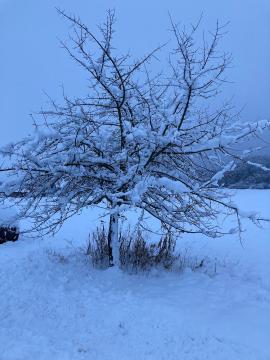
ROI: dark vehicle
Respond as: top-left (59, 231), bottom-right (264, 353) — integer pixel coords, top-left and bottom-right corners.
top-left (0, 226), bottom-right (19, 244)
top-left (0, 206), bottom-right (20, 244)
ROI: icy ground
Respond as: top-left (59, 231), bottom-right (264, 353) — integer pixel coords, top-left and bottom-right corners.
top-left (0, 190), bottom-right (269, 360)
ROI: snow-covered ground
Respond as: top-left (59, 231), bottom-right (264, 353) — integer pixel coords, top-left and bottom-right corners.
top-left (0, 190), bottom-right (269, 360)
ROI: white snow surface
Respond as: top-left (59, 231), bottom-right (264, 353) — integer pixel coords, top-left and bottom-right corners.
top-left (0, 190), bottom-right (269, 360)
top-left (0, 205), bottom-right (19, 227)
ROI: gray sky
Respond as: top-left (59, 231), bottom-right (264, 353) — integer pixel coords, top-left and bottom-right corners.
top-left (1, 0), bottom-right (270, 145)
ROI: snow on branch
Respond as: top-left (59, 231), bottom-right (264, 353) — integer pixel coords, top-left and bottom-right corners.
top-left (0, 10), bottom-right (269, 239)
top-left (247, 161), bottom-right (270, 172)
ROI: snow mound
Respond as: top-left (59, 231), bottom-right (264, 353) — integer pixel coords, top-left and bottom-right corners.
top-left (0, 206), bottom-right (19, 227)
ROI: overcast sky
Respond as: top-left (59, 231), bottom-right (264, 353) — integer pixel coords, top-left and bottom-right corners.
top-left (0, 0), bottom-right (270, 145)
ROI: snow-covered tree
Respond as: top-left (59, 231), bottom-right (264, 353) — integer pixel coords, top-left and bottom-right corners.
top-left (0, 10), bottom-right (269, 266)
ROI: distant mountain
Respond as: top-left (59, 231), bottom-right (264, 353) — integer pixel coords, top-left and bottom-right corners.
top-left (220, 155), bottom-right (270, 189)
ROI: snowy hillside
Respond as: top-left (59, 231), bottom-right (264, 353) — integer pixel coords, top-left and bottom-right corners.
top-left (221, 155), bottom-right (270, 189)
top-left (0, 190), bottom-right (269, 360)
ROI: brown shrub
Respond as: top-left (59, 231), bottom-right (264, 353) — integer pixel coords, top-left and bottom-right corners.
top-left (86, 225), bottom-right (182, 272)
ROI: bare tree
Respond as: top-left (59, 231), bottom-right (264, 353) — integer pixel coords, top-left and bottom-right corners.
top-left (0, 10), bottom-right (269, 266)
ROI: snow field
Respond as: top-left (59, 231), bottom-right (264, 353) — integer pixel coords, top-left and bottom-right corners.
top-left (0, 190), bottom-right (269, 359)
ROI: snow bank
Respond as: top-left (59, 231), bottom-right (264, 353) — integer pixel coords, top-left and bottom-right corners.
top-left (0, 206), bottom-right (19, 227)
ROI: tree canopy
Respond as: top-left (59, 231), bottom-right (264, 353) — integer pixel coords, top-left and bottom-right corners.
top-left (0, 10), bottom-right (269, 264)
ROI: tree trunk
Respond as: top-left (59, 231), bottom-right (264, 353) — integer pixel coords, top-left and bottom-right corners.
top-left (108, 212), bottom-right (119, 267)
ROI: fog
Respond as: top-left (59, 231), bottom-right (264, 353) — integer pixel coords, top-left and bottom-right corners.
top-left (0, 0), bottom-right (269, 145)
